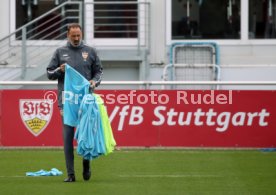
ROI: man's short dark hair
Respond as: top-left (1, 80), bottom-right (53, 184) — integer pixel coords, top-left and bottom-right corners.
top-left (67, 23), bottom-right (82, 32)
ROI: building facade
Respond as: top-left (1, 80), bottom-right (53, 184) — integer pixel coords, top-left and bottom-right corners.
top-left (1, 0), bottom-right (276, 84)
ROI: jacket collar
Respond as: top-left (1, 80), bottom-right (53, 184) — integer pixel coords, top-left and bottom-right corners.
top-left (67, 41), bottom-right (84, 49)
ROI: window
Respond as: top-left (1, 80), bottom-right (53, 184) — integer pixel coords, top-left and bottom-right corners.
top-left (15, 0), bottom-right (81, 40)
top-left (85, 0), bottom-right (147, 46)
top-left (11, 0), bottom-right (147, 46)
top-left (171, 0), bottom-right (241, 40)
top-left (249, 0), bottom-right (276, 39)
top-left (94, 0), bottom-right (138, 38)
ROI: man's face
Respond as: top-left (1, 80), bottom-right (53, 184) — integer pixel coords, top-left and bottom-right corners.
top-left (67, 27), bottom-right (82, 47)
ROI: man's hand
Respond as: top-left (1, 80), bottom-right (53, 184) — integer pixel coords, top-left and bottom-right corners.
top-left (60, 64), bottom-right (66, 72)
top-left (89, 80), bottom-right (96, 88)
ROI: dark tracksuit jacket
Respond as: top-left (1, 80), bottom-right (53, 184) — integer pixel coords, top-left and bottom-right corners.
top-left (46, 41), bottom-right (103, 108)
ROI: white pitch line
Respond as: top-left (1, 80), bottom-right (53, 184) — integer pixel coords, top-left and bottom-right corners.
top-left (0, 175), bottom-right (27, 178)
top-left (118, 174), bottom-right (221, 178)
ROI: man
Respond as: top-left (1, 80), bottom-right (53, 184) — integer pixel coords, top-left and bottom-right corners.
top-left (47, 23), bottom-right (103, 182)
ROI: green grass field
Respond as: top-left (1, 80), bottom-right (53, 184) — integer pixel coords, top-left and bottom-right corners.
top-left (0, 149), bottom-right (276, 195)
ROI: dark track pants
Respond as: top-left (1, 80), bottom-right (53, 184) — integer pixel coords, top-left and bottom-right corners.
top-left (63, 124), bottom-right (75, 176)
top-left (60, 110), bottom-right (75, 176)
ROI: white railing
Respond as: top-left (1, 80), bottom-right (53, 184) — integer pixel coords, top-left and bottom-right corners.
top-left (1, 81), bottom-right (276, 86)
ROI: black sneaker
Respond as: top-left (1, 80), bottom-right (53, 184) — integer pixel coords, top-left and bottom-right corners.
top-left (64, 174), bottom-right (76, 182)
top-left (83, 159), bottom-right (91, 181)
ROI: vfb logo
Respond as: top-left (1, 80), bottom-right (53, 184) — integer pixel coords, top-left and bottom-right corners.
top-left (19, 99), bottom-right (53, 136)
